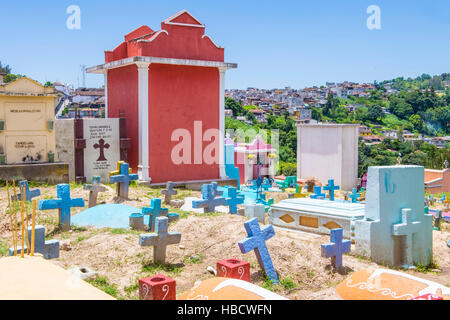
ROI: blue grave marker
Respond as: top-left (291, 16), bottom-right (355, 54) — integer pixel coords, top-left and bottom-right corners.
top-left (211, 182), bottom-right (223, 197)
top-left (310, 186), bottom-right (325, 200)
top-left (348, 188), bottom-right (360, 203)
top-left (139, 217), bottom-right (181, 264)
top-left (142, 198), bottom-right (167, 231)
top-left (161, 181), bottom-right (177, 204)
top-left (110, 162), bottom-right (139, 199)
top-left (238, 218), bottom-right (278, 283)
top-left (226, 187), bottom-right (244, 214)
top-left (323, 179), bottom-right (339, 201)
top-left (9, 225), bottom-right (59, 259)
top-left (11, 180), bottom-right (40, 202)
top-left (38, 184), bottom-right (85, 231)
top-left (192, 184), bottom-right (227, 213)
top-left (321, 228), bottom-right (351, 270)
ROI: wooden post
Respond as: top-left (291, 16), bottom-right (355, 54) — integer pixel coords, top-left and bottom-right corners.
top-left (12, 180), bottom-right (18, 256)
top-left (31, 200), bottom-right (36, 256)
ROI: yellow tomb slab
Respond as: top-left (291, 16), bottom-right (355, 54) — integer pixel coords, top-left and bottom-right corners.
top-left (0, 256), bottom-right (114, 300)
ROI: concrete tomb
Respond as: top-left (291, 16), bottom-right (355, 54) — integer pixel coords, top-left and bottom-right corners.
top-left (139, 217), bottom-right (181, 264)
top-left (55, 117), bottom-right (130, 183)
top-left (38, 184), bottom-right (85, 231)
top-left (178, 277), bottom-right (288, 300)
top-left (354, 166), bottom-right (433, 268)
top-left (0, 77), bottom-right (69, 183)
top-left (238, 218), bottom-right (278, 283)
top-left (269, 198), bottom-right (365, 239)
top-left (0, 256), bottom-right (114, 300)
top-left (9, 225), bottom-right (59, 259)
top-left (321, 228), bottom-right (351, 270)
top-left (296, 123), bottom-right (359, 190)
top-left (110, 162), bottom-right (139, 199)
top-left (336, 267), bottom-right (450, 300)
top-left (86, 10), bottom-right (237, 184)
top-left (244, 203), bottom-right (266, 223)
top-left (10, 180), bottom-right (40, 202)
top-left (84, 176), bottom-right (106, 208)
top-left (161, 181), bottom-right (177, 204)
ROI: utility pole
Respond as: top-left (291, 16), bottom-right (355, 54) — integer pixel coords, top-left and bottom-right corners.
top-left (80, 64), bottom-right (86, 88)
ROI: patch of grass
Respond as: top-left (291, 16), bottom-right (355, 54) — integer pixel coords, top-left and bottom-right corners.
top-left (306, 270), bottom-right (315, 279)
top-left (72, 235), bottom-right (89, 245)
top-left (71, 226), bottom-right (87, 232)
top-left (141, 261), bottom-right (184, 276)
top-left (184, 253), bottom-right (204, 264)
top-left (124, 283), bottom-right (139, 295)
top-left (86, 275), bottom-right (120, 298)
top-left (0, 240), bottom-right (9, 256)
top-left (415, 260), bottom-right (440, 274)
top-left (261, 274), bottom-right (279, 291)
top-left (280, 277), bottom-right (296, 290)
top-left (104, 227), bottom-right (141, 235)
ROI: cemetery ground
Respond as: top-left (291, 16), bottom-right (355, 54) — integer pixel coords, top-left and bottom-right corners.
top-left (0, 183), bottom-right (448, 300)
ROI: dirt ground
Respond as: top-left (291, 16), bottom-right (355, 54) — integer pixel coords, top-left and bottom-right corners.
top-left (0, 183), bottom-right (449, 300)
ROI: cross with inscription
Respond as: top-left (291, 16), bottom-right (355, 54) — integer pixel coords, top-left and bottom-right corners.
top-left (93, 138), bottom-right (110, 161)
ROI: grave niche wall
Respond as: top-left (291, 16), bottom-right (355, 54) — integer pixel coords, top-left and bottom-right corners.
top-left (0, 78), bottom-right (57, 164)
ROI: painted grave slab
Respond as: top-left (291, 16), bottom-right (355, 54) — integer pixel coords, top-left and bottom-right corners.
top-left (336, 267), bottom-right (450, 300)
top-left (179, 277), bottom-right (288, 300)
top-left (269, 198), bottom-right (365, 238)
top-left (83, 119), bottom-right (120, 183)
top-left (0, 256), bottom-right (114, 300)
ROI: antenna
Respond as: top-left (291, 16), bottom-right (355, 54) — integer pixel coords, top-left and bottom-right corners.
top-left (80, 64), bottom-right (86, 88)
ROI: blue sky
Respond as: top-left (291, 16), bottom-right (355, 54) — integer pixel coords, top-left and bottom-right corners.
top-left (1, 0), bottom-right (449, 89)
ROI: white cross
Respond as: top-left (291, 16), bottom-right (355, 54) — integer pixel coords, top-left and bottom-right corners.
top-left (392, 208), bottom-right (421, 267)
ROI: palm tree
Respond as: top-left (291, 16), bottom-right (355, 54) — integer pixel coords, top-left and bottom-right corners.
top-left (0, 61), bottom-right (11, 74)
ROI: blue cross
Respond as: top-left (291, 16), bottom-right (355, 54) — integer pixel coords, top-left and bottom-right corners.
top-left (348, 188), bottom-right (360, 203)
top-left (211, 182), bottom-right (223, 197)
top-left (38, 184), bottom-right (85, 231)
top-left (238, 218), bottom-right (278, 283)
top-left (142, 198), bottom-right (168, 231)
top-left (323, 179), bottom-right (339, 201)
top-left (8, 225), bottom-right (59, 259)
top-left (441, 194), bottom-right (446, 203)
top-left (110, 162), bottom-right (139, 199)
top-left (139, 217), bottom-right (181, 264)
top-left (192, 184), bottom-right (227, 213)
top-left (321, 228), bottom-right (351, 270)
top-left (225, 187), bottom-right (244, 214)
top-left (310, 186), bottom-right (325, 199)
top-left (11, 180), bottom-right (41, 202)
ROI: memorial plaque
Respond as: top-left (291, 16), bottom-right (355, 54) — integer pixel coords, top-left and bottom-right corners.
top-left (5, 103), bottom-right (46, 131)
top-left (83, 119), bottom-right (120, 183)
top-left (5, 135), bottom-right (47, 163)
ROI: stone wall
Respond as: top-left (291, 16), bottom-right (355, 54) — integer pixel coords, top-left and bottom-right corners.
top-left (55, 119), bottom-right (75, 181)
